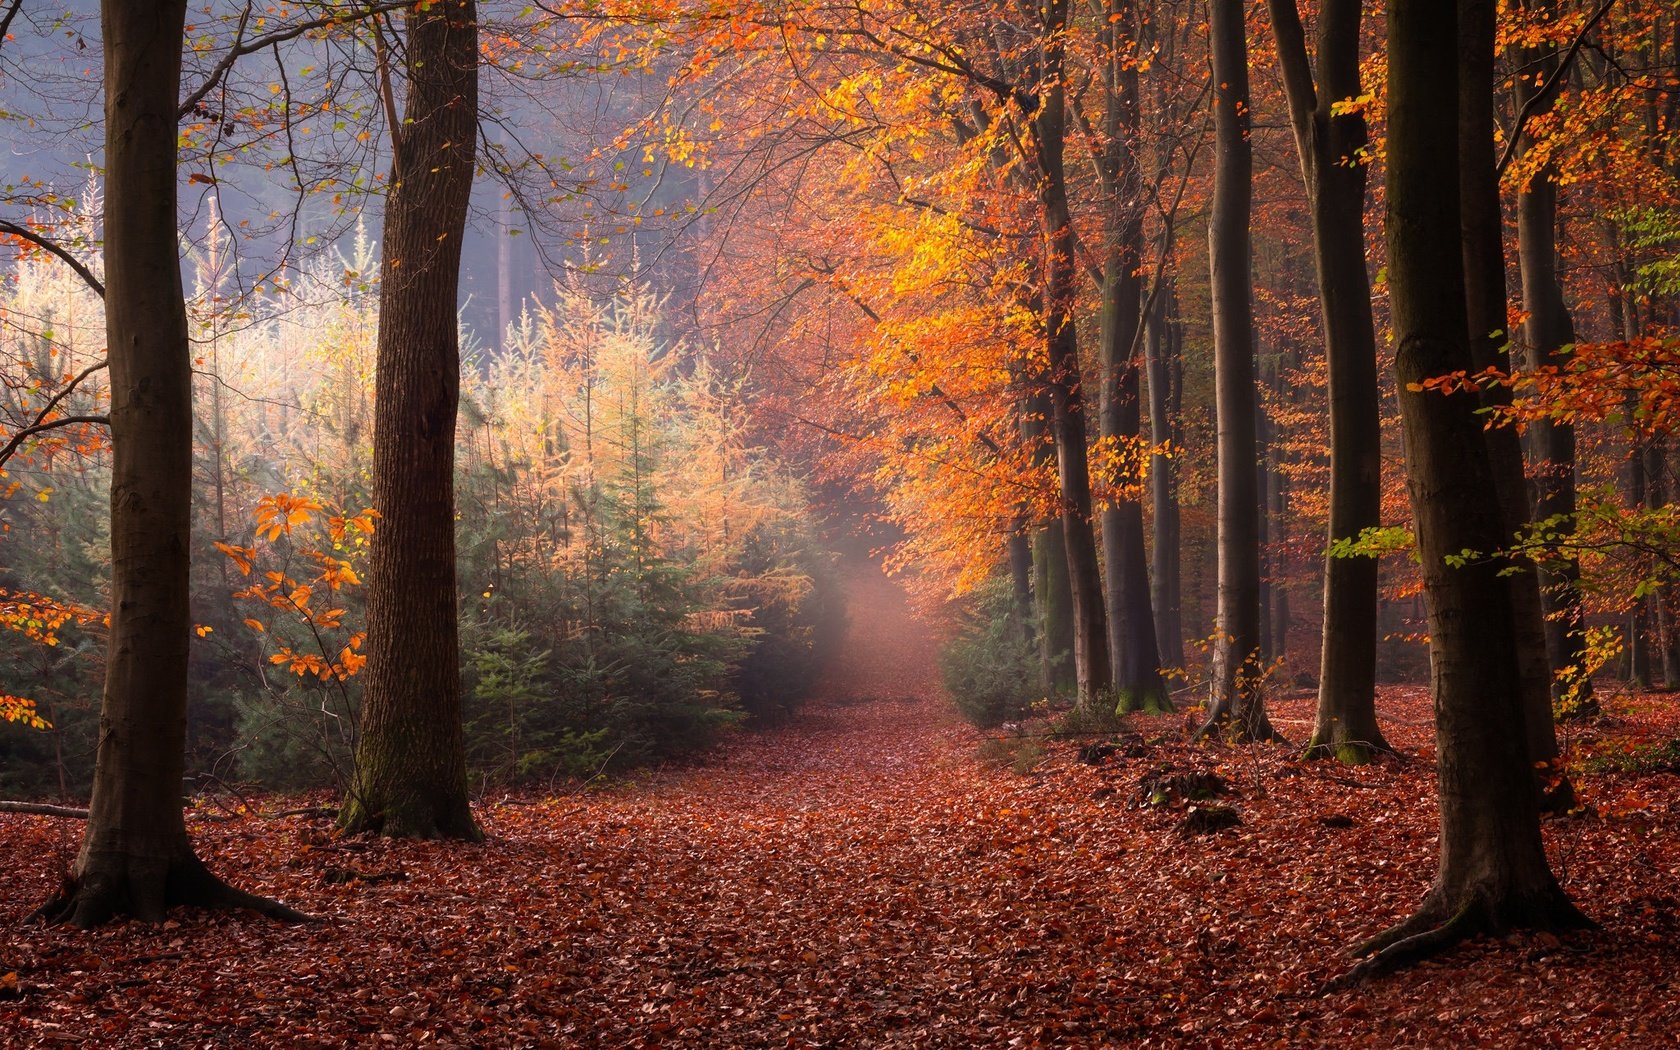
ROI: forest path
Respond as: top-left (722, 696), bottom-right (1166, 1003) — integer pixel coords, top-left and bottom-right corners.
top-left (5, 560), bottom-right (1677, 1047)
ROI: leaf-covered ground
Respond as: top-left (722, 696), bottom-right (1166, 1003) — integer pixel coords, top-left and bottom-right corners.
top-left (4, 566), bottom-right (1680, 1047)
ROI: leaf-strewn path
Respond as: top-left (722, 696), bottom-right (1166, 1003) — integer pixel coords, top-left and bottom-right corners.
top-left (4, 560), bottom-right (1680, 1046)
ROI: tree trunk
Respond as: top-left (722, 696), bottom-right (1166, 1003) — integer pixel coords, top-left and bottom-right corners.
top-left (43, 0), bottom-right (305, 927)
top-left (1146, 287), bottom-right (1185, 669)
top-left (1268, 0), bottom-right (1388, 762)
top-left (1349, 0), bottom-right (1589, 978)
top-left (1034, 0), bottom-right (1112, 709)
top-left (1199, 0), bottom-right (1276, 741)
top-left (1007, 524), bottom-right (1037, 654)
top-left (340, 0), bottom-right (483, 841)
top-left (1514, 0), bottom-right (1595, 719)
top-left (1097, 0), bottom-right (1169, 714)
top-left (1024, 391), bottom-right (1076, 693)
top-left (1457, 0), bottom-right (1571, 808)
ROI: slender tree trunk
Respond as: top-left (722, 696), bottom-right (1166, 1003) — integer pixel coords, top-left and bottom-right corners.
top-left (1024, 389), bottom-right (1075, 693)
top-left (1146, 287), bottom-right (1185, 669)
top-left (341, 0), bottom-right (483, 841)
top-left (1200, 0), bottom-right (1275, 741)
top-left (1268, 0), bottom-right (1388, 761)
top-left (1097, 0), bottom-right (1169, 713)
top-left (1605, 264), bottom-right (1650, 683)
top-left (1349, 0), bottom-right (1588, 978)
top-left (1035, 0), bottom-right (1112, 708)
top-left (1458, 0), bottom-right (1571, 807)
top-left (1514, 0), bottom-right (1595, 718)
top-left (1008, 525), bottom-right (1037, 653)
top-left (1262, 349), bottom-right (1291, 664)
top-left (44, 0), bottom-right (305, 927)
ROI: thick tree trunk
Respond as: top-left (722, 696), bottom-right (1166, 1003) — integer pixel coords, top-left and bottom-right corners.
top-left (1035, 0), bottom-right (1112, 709)
top-left (1268, 0), bottom-right (1388, 762)
top-left (1097, 0), bottom-right (1169, 714)
top-left (43, 0), bottom-right (305, 927)
top-left (1514, 1), bottom-right (1594, 718)
top-left (340, 0), bottom-right (483, 841)
top-left (1457, 0), bottom-right (1571, 807)
top-left (1200, 0), bottom-right (1276, 741)
top-left (1146, 289), bottom-right (1185, 670)
top-left (1350, 0), bottom-right (1589, 979)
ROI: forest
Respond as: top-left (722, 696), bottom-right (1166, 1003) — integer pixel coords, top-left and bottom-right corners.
top-left (1, 0), bottom-right (1679, 1045)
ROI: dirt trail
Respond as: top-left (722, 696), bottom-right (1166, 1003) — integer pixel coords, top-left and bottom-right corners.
top-left (645, 559), bottom-right (959, 797)
top-left (5, 560), bottom-right (1678, 1047)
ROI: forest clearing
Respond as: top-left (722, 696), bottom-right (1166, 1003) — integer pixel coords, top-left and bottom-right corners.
top-left (4, 0), bottom-right (1680, 1046)
top-left (4, 564), bottom-right (1680, 1046)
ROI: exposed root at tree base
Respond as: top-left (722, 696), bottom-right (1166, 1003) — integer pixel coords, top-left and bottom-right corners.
top-left (29, 852), bottom-right (313, 929)
top-left (336, 798), bottom-right (485, 843)
top-left (1195, 714), bottom-right (1286, 747)
top-left (1333, 887), bottom-right (1595, 988)
top-left (1299, 733), bottom-right (1394, 766)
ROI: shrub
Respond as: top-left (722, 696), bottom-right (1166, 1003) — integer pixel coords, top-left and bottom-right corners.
top-left (941, 580), bottom-right (1040, 728)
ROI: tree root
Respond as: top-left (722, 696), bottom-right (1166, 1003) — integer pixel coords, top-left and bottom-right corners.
top-left (30, 852), bottom-right (314, 928)
top-left (1299, 733), bottom-right (1394, 766)
top-left (1334, 886), bottom-right (1596, 988)
top-left (1335, 900), bottom-right (1480, 987)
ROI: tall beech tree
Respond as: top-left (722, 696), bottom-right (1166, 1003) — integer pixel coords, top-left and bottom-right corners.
top-left (1034, 0), bottom-right (1112, 708)
top-left (1093, 0), bottom-right (1170, 713)
top-left (1266, 0), bottom-right (1388, 762)
top-left (1145, 283), bottom-right (1185, 670)
top-left (1513, 0), bottom-right (1595, 719)
top-left (1457, 0), bottom-right (1572, 808)
top-left (340, 0), bottom-right (483, 840)
top-left (1200, 0), bottom-right (1275, 740)
top-left (1350, 0), bottom-right (1588, 977)
top-left (42, 0), bottom-right (306, 926)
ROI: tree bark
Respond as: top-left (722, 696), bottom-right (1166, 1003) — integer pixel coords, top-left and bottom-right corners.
top-left (1514, 0), bottom-right (1595, 719)
top-left (1267, 0), bottom-right (1388, 762)
top-left (42, 0), bottom-right (305, 927)
top-left (1457, 0), bottom-right (1572, 808)
top-left (1096, 0), bottom-right (1169, 714)
top-left (1200, 0), bottom-right (1275, 741)
top-left (1145, 286), bottom-right (1185, 670)
top-left (1023, 390), bottom-right (1076, 693)
top-left (1034, 0), bottom-right (1112, 709)
top-left (340, 0), bottom-right (483, 841)
top-left (1350, 0), bottom-right (1589, 979)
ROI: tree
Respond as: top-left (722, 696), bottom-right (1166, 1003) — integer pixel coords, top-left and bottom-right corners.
top-left (1457, 0), bottom-right (1572, 808)
top-left (1349, 0), bottom-right (1588, 978)
top-left (1266, 0), bottom-right (1387, 762)
top-left (1512, 0), bottom-right (1595, 719)
top-left (1094, 0), bottom-right (1170, 714)
top-left (1033, 0), bottom-right (1113, 709)
top-left (1200, 0), bottom-right (1276, 740)
top-left (40, 0), bottom-right (305, 926)
top-left (339, 0), bottom-right (483, 840)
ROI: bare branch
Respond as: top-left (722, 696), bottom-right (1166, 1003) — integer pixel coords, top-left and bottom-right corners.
top-left (0, 221), bottom-right (105, 298)
top-left (178, 0), bottom-right (419, 121)
top-left (1495, 0), bottom-right (1618, 178)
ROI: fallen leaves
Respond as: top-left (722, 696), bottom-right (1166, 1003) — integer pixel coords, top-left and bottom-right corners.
top-left (1, 568), bottom-right (1679, 1045)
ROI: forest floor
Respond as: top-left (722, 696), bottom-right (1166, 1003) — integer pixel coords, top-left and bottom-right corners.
top-left (4, 563), bottom-right (1680, 1047)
